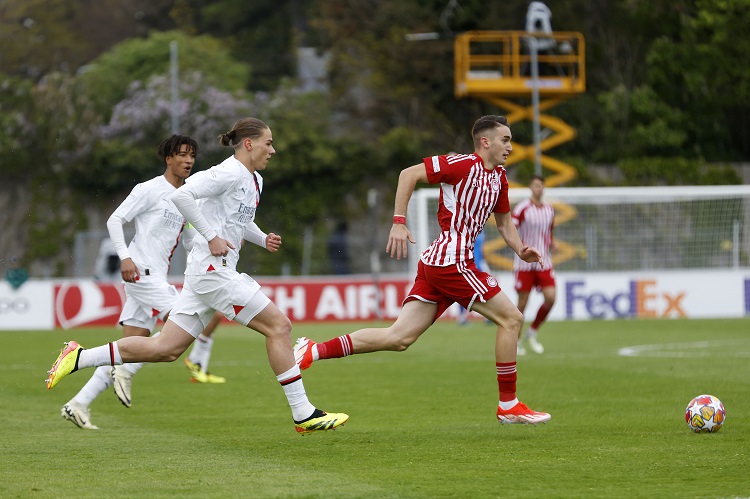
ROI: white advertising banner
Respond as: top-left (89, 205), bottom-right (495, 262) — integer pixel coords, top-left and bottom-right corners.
top-left (500, 269), bottom-right (750, 321)
top-left (0, 281), bottom-right (54, 330)
top-left (0, 270), bottom-right (748, 330)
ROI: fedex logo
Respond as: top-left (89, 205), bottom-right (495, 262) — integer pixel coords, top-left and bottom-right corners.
top-left (565, 280), bottom-right (686, 319)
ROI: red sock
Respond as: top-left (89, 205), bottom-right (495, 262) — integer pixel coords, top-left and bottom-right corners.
top-left (531, 303), bottom-right (552, 330)
top-left (317, 334), bottom-right (353, 360)
top-left (496, 362), bottom-right (517, 402)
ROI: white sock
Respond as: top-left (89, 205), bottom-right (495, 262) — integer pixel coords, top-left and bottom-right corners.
top-left (120, 362), bottom-right (144, 376)
top-left (499, 398), bottom-right (519, 410)
top-left (70, 366), bottom-right (112, 407)
top-left (78, 342), bottom-right (123, 369)
top-left (188, 333), bottom-right (213, 370)
top-left (276, 365), bottom-right (315, 421)
top-left (312, 344), bottom-right (320, 362)
top-left (525, 327), bottom-right (537, 338)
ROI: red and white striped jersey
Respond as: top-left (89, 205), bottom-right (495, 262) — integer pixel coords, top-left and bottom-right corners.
top-left (512, 198), bottom-right (554, 271)
top-left (420, 153), bottom-right (509, 267)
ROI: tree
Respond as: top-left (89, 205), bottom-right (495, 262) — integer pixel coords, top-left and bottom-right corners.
top-left (242, 85), bottom-right (380, 274)
top-left (189, 0), bottom-right (299, 91)
top-left (0, 0), bottom-right (89, 79)
top-left (647, 0), bottom-right (750, 160)
top-left (0, 0), bottom-right (176, 79)
top-left (0, 76), bottom-right (35, 178)
top-left (1, 72), bottom-right (99, 276)
top-left (71, 70), bottom-right (257, 192)
top-left (79, 30), bottom-right (250, 118)
top-left (309, 0), bottom-right (470, 152)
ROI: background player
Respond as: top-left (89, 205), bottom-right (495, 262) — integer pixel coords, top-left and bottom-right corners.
top-left (184, 310), bottom-right (226, 383)
top-left (512, 175), bottom-right (556, 355)
top-left (61, 134), bottom-right (205, 429)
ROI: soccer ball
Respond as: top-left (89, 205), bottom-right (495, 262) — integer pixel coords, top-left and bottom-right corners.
top-left (685, 394), bottom-right (725, 433)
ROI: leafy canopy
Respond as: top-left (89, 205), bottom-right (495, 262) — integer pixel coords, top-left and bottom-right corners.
top-left (79, 30), bottom-right (250, 117)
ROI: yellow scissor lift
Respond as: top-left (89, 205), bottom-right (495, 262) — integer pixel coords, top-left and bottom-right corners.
top-left (454, 30), bottom-right (586, 269)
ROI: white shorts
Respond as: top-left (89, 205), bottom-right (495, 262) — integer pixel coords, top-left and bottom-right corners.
top-left (119, 277), bottom-right (180, 331)
top-left (169, 270), bottom-right (271, 338)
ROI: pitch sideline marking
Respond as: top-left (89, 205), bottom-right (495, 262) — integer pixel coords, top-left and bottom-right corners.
top-left (618, 339), bottom-right (750, 358)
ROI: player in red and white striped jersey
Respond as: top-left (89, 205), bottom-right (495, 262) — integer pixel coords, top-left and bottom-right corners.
top-left (512, 175), bottom-right (556, 355)
top-left (294, 116), bottom-right (551, 425)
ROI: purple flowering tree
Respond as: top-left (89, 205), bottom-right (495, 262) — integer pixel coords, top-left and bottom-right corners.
top-left (102, 70), bottom-right (257, 154)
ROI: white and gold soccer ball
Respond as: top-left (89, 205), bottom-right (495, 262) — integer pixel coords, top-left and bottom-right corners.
top-left (685, 394), bottom-right (726, 433)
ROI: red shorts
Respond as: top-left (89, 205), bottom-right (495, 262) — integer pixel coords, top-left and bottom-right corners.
top-left (405, 260), bottom-right (502, 321)
top-left (514, 269), bottom-right (556, 293)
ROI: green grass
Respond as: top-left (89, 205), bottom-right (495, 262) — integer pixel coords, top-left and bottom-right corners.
top-left (1, 318), bottom-right (749, 498)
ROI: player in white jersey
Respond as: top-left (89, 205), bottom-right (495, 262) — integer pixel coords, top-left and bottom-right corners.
top-left (47, 118), bottom-right (348, 434)
top-left (180, 221), bottom-right (228, 385)
top-left (60, 134), bottom-right (202, 429)
top-left (512, 175), bottom-right (556, 355)
top-left (293, 116), bottom-right (551, 425)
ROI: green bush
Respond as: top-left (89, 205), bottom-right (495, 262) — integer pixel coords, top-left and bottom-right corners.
top-left (618, 157), bottom-right (741, 186)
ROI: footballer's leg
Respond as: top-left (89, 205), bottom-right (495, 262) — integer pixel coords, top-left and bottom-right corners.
top-left (111, 324), bottom-right (153, 408)
top-left (109, 282), bottom-right (179, 406)
top-left (294, 300), bottom-right (435, 370)
top-left (525, 284), bottom-right (556, 355)
top-left (242, 290), bottom-right (348, 433)
top-left (59, 316), bottom-right (153, 423)
top-left (46, 325), bottom-right (195, 390)
top-left (186, 311), bottom-right (225, 383)
top-left (473, 292), bottom-right (550, 425)
top-left (60, 365), bottom-right (112, 429)
top-left (515, 290), bottom-right (530, 355)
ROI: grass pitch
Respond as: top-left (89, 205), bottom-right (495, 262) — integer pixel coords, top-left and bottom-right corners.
top-left (1, 318), bottom-right (748, 498)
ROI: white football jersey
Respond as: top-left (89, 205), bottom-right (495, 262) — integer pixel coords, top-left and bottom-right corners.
top-left (180, 222), bottom-right (202, 254)
top-left (178, 155), bottom-right (262, 275)
top-left (108, 175), bottom-right (186, 277)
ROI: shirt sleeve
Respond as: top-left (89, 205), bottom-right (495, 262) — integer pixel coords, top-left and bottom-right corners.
top-left (243, 221), bottom-right (267, 248)
top-left (107, 183), bottom-right (150, 261)
top-left (493, 171), bottom-right (510, 213)
top-left (511, 201), bottom-right (525, 227)
top-left (422, 155), bottom-right (473, 185)
top-left (549, 206), bottom-right (555, 243)
top-left (171, 169), bottom-right (233, 243)
top-left (180, 222), bottom-right (200, 253)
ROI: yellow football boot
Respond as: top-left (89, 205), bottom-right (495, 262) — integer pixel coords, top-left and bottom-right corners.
top-left (294, 409), bottom-right (349, 434)
top-left (46, 341), bottom-right (83, 389)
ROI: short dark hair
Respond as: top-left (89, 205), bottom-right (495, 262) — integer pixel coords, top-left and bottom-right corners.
top-left (471, 115), bottom-right (510, 147)
top-left (156, 135), bottom-right (198, 161)
top-left (531, 174), bottom-right (545, 183)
